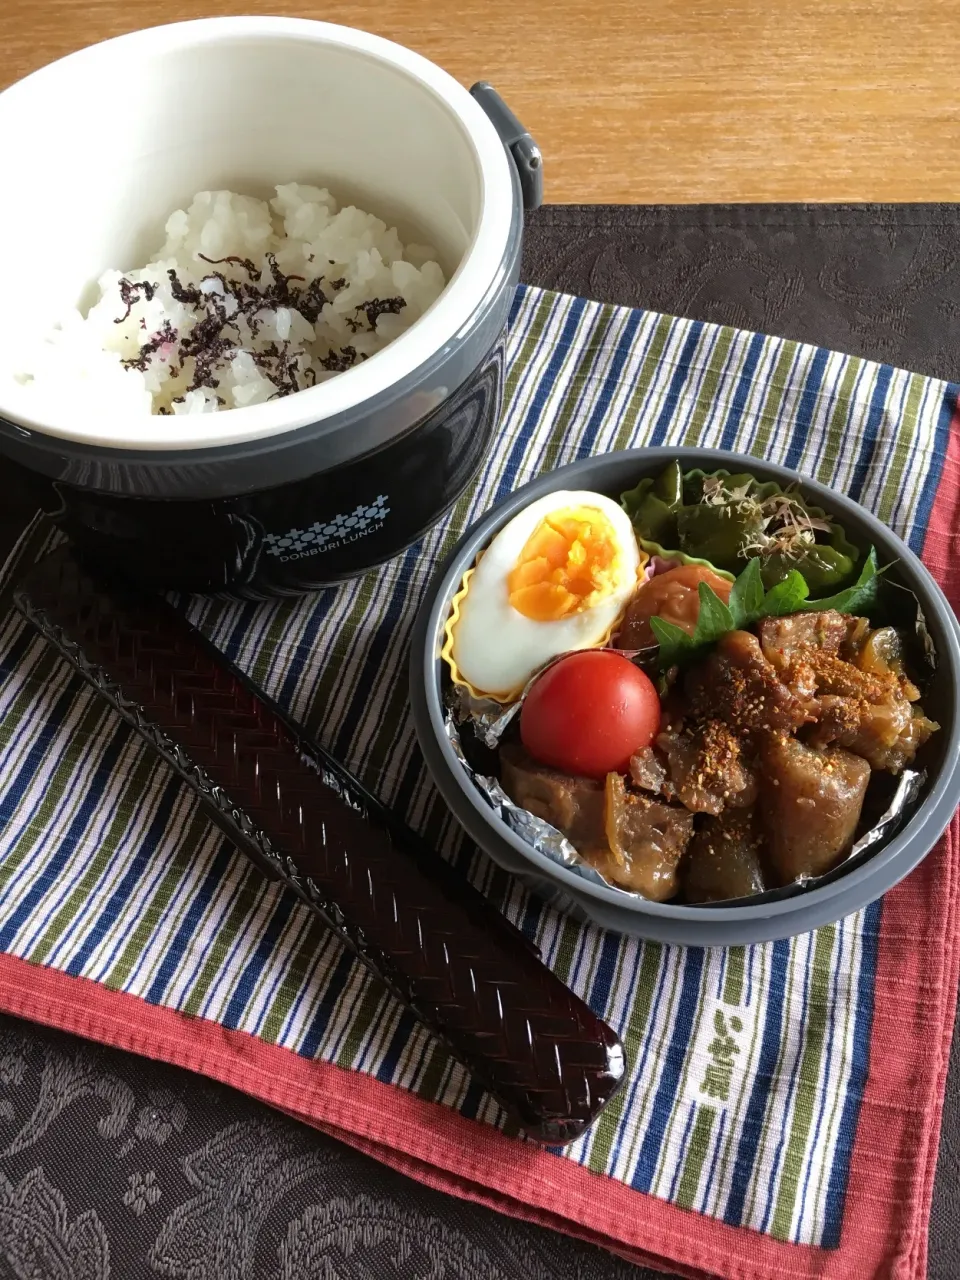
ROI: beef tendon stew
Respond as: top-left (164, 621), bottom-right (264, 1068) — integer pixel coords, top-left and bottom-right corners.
top-left (443, 463), bottom-right (940, 905)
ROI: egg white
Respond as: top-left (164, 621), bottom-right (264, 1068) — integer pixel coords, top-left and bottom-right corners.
top-left (450, 490), bottom-right (641, 699)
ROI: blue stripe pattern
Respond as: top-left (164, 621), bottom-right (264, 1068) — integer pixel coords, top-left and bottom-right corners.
top-left (577, 310), bottom-right (644, 457)
top-left (650, 322), bottom-right (705, 446)
top-left (823, 899), bottom-right (883, 1247)
top-left (632, 948), bottom-right (706, 1192)
top-left (847, 364), bottom-right (895, 502)
top-left (719, 330), bottom-right (767, 451)
top-left (724, 939), bottom-right (791, 1224)
top-left (62, 773), bottom-right (181, 977)
top-left (146, 839), bottom-right (236, 1004)
top-left (0, 719), bottom-right (129, 953)
top-left (784, 347), bottom-right (831, 471)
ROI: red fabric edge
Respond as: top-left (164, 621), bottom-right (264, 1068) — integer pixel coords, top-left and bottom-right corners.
top-left (0, 951), bottom-right (874, 1280)
top-left (922, 402), bottom-right (960, 608)
top-left (837, 826), bottom-right (959, 1280)
top-left (897, 407), bottom-right (960, 1279)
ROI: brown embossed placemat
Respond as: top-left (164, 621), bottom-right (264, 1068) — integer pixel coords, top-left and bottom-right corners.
top-left (522, 204), bottom-right (960, 382)
top-left (0, 203), bottom-right (956, 1280)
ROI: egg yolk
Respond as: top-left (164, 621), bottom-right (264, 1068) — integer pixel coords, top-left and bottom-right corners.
top-left (507, 507), bottom-right (623, 621)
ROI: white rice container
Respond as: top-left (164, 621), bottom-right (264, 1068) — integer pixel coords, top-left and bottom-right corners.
top-left (0, 18), bottom-right (539, 595)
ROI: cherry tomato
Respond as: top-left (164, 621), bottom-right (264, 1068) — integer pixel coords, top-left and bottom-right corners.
top-left (520, 650), bottom-right (661, 779)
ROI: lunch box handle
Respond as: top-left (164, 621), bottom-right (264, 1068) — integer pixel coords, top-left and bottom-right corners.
top-left (470, 82), bottom-right (544, 210)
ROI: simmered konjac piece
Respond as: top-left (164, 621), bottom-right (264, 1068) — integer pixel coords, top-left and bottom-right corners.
top-left (760, 737), bottom-right (870, 883)
top-left (684, 809), bottom-right (766, 903)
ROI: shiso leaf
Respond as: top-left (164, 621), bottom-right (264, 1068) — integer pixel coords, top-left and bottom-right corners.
top-left (727, 557), bottom-right (765, 627)
top-left (758, 569), bottom-right (810, 617)
top-left (649, 551), bottom-right (883, 670)
top-left (648, 616), bottom-right (696, 670)
top-left (694, 580), bottom-right (735, 637)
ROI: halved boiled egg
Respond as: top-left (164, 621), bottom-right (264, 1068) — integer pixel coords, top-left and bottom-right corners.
top-left (444, 490), bottom-right (643, 700)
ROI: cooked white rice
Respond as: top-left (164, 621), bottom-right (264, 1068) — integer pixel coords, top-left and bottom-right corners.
top-left (11, 184), bottom-right (446, 416)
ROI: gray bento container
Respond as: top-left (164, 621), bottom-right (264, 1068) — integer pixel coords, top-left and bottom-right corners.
top-left (410, 448), bottom-right (960, 945)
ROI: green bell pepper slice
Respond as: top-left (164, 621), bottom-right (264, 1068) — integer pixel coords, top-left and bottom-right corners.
top-left (620, 461), bottom-right (684, 547)
top-left (676, 504), bottom-right (766, 573)
top-left (760, 544), bottom-right (856, 593)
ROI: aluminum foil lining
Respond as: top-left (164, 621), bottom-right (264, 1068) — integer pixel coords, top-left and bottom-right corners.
top-left (443, 688), bottom-right (646, 897)
top-left (850, 767), bottom-right (925, 858)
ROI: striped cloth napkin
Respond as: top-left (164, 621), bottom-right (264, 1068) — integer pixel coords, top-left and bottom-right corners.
top-left (0, 284), bottom-right (957, 1280)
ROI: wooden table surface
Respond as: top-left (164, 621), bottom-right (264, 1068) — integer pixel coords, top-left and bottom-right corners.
top-left (3, 0), bottom-right (959, 205)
